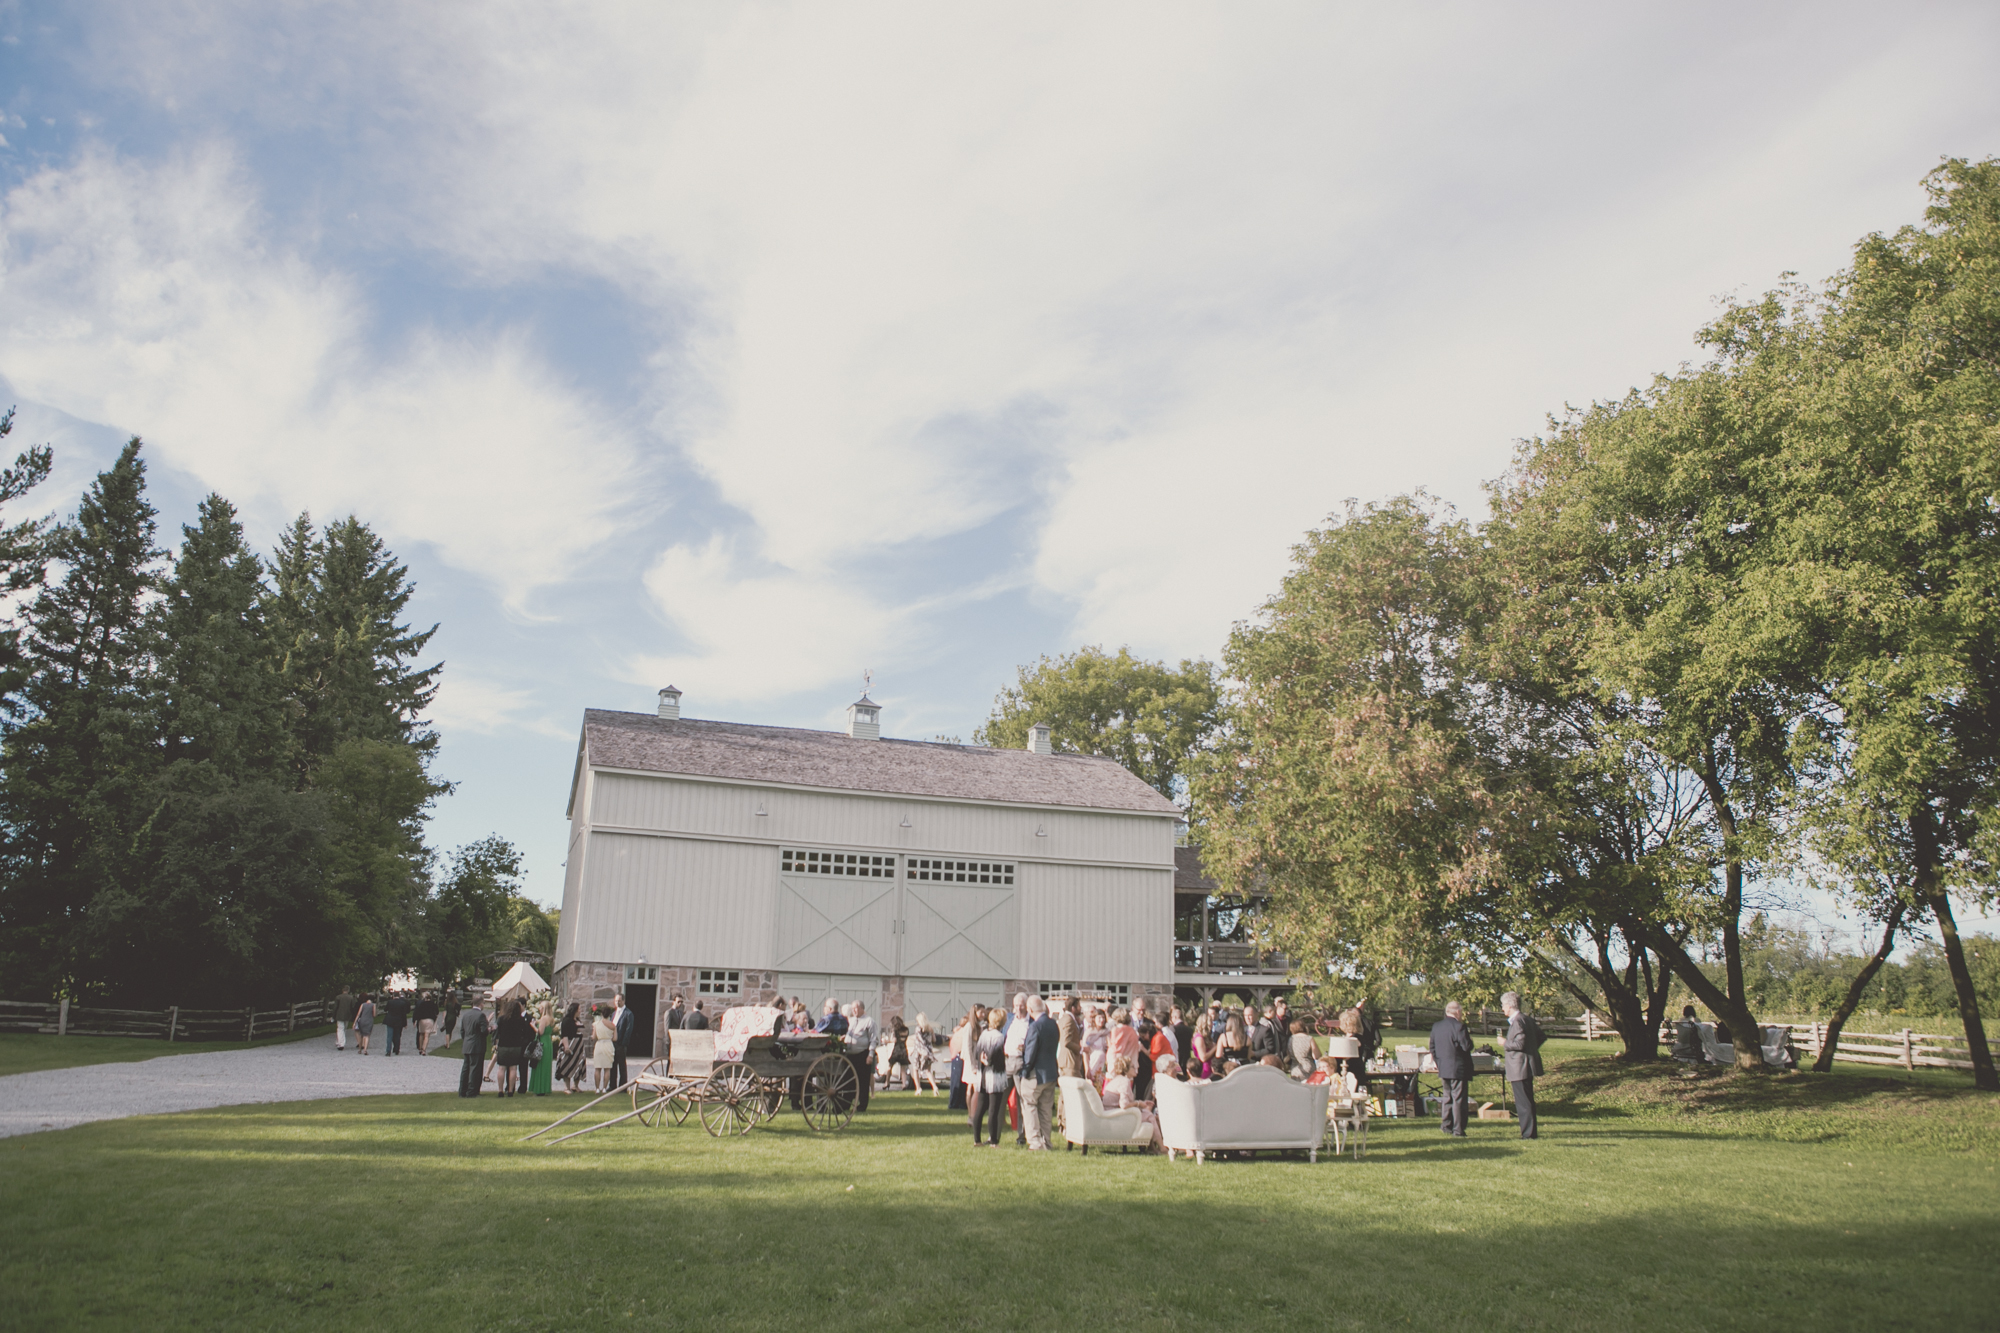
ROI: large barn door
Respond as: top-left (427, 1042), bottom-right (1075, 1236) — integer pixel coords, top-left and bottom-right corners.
top-left (774, 852), bottom-right (900, 974)
top-left (900, 871), bottom-right (1018, 980)
top-left (903, 977), bottom-right (1004, 1030)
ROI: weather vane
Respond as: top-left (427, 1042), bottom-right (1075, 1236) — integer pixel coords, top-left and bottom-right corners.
top-left (863, 668), bottom-right (872, 696)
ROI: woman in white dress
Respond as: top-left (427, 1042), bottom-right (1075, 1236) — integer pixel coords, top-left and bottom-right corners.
top-left (588, 1005), bottom-right (618, 1092)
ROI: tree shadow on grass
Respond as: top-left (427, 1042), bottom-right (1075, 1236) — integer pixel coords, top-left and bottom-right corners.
top-left (5, 1100), bottom-right (1997, 1333)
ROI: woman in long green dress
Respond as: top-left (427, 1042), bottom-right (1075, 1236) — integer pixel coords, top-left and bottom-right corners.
top-left (529, 1001), bottom-right (556, 1095)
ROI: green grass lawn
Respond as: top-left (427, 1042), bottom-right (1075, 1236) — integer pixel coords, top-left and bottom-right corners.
top-left (0, 1024), bottom-right (336, 1077)
top-left (2, 1054), bottom-right (1995, 1332)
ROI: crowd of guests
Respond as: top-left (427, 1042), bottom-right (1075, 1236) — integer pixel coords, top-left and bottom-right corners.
top-left (935, 994), bottom-right (1375, 1153)
top-left (333, 986), bottom-right (463, 1058)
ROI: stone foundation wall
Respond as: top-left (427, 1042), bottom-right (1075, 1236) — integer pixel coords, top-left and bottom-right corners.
top-left (554, 961), bottom-right (1181, 1043)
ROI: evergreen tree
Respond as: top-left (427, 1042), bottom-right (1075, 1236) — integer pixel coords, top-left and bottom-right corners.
top-left (156, 496), bottom-right (287, 776)
top-left (0, 440), bottom-right (164, 997)
top-left (121, 495), bottom-right (337, 1005)
top-left (0, 408), bottom-right (54, 714)
top-left (268, 514), bottom-right (441, 775)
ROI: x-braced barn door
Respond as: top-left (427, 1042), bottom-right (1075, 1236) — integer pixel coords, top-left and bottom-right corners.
top-left (899, 859), bottom-right (1018, 981)
top-left (773, 851), bottom-right (900, 974)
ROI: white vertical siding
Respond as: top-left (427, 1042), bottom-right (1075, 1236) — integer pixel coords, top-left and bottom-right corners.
top-left (589, 771), bottom-right (1176, 868)
top-left (571, 832), bottom-right (776, 969)
top-left (1016, 861), bottom-right (1173, 985)
top-left (553, 770), bottom-right (593, 971)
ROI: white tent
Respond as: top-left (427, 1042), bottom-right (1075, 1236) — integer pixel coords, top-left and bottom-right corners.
top-left (488, 960), bottom-right (549, 1001)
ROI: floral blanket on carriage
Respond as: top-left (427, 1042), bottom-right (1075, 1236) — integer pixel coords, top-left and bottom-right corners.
top-left (713, 1005), bottom-right (785, 1063)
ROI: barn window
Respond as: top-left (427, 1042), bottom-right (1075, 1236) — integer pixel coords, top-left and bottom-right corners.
top-left (781, 849), bottom-right (899, 877)
top-left (1038, 981), bottom-right (1075, 999)
top-left (624, 965), bottom-right (657, 982)
top-left (698, 969), bottom-right (741, 996)
top-left (906, 857), bottom-right (1015, 884)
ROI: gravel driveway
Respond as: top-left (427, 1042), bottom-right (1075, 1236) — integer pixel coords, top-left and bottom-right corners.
top-left (0, 1034), bottom-right (465, 1137)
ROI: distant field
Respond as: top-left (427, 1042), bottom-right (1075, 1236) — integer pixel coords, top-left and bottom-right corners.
top-left (1, 1050), bottom-right (1994, 1331)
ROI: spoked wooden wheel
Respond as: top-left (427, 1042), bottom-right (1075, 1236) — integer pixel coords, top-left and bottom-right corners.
top-left (754, 1083), bottom-right (784, 1125)
top-left (700, 1061), bottom-right (761, 1137)
top-left (631, 1061), bottom-right (674, 1122)
top-left (667, 1086), bottom-right (696, 1125)
top-left (800, 1053), bottom-right (859, 1131)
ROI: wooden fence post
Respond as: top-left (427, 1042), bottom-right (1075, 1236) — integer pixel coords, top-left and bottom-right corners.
top-left (167, 1006), bottom-right (178, 1043)
top-left (57, 996), bottom-right (69, 1037)
top-left (288, 1002), bottom-right (296, 1034)
top-left (1901, 1028), bottom-right (1914, 1071)
top-left (245, 1006), bottom-right (255, 1042)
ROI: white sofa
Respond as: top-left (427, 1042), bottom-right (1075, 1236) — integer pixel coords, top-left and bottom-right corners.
top-left (1154, 1064), bottom-right (1331, 1164)
top-left (1058, 1077), bottom-right (1156, 1153)
top-left (1685, 1022), bottom-right (1795, 1069)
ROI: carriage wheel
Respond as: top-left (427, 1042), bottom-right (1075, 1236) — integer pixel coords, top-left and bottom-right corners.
top-left (800, 1053), bottom-right (859, 1131)
top-left (755, 1083), bottom-right (784, 1124)
top-left (632, 1060), bottom-right (674, 1121)
top-left (700, 1062), bottom-right (761, 1137)
top-left (667, 1086), bottom-right (696, 1125)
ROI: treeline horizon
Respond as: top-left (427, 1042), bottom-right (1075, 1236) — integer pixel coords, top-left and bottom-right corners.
top-left (0, 432), bottom-right (550, 1007)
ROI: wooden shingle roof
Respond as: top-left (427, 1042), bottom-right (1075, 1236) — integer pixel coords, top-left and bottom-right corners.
top-left (580, 709), bottom-right (1183, 816)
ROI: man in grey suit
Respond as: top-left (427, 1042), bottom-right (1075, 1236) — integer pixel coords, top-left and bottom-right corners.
top-left (1428, 1001), bottom-right (1474, 1137)
top-left (1500, 992), bottom-right (1545, 1139)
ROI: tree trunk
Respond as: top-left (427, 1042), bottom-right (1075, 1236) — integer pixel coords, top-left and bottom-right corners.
top-left (1546, 928), bottom-right (1659, 1060)
top-left (1813, 902), bottom-right (1906, 1074)
top-left (1639, 942), bottom-right (1676, 1054)
top-left (1697, 759), bottom-right (1764, 1070)
top-left (1639, 925), bottom-right (1766, 1071)
top-left (1925, 891), bottom-right (1998, 1092)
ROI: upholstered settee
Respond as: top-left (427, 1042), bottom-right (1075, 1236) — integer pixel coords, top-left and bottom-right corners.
top-left (1154, 1064), bottom-right (1330, 1164)
top-left (1058, 1077), bottom-right (1156, 1153)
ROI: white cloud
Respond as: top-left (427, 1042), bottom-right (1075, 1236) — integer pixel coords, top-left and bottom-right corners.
top-left (15, 3), bottom-right (2000, 695)
top-left (0, 144), bottom-right (640, 610)
top-left (324, 3), bottom-right (2000, 672)
top-left (426, 673), bottom-right (570, 740)
top-left (630, 536), bottom-right (927, 708)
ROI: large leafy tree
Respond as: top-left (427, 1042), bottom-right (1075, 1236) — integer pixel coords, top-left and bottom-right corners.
top-left (1190, 498), bottom-right (1528, 986)
top-left (423, 835), bottom-right (530, 984)
top-left (1497, 365), bottom-right (1809, 1069)
top-left (975, 645), bottom-right (1221, 803)
top-left (1731, 157), bottom-right (2000, 1088)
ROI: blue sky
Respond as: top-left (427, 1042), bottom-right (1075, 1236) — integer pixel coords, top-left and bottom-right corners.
top-left (1, 3), bottom-right (1997, 947)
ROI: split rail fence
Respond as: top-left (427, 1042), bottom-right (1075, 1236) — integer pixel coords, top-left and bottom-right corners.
top-left (0, 997), bottom-right (334, 1043)
top-left (1377, 1004), bottom-right (1996, 1073)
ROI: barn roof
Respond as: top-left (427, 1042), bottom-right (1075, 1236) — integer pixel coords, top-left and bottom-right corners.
top-left (1174, 845), bottom-right (1220, 892)
top-left (578, 709), bottom-right (1182, 816)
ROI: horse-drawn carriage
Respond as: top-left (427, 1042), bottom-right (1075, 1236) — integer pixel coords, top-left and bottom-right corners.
top-left (526, 1005), bottom-right (860, 1145)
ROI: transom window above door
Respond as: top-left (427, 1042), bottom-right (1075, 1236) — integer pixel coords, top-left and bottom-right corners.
top-left (781, 849), bottom-right (899, 877)
top-left (907, 857), bottom-right (1015, 885)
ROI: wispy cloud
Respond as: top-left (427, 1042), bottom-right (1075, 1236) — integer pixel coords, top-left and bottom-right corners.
top-left (0, 144), bottom-right (642, 612)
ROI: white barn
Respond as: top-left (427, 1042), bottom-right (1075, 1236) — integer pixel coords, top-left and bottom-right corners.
top-left (553, 688), bottom-right (1184, 1059)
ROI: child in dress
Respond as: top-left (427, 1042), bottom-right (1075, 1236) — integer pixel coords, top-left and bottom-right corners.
top-left (1099, 1055), bottom-right (1162, 1150)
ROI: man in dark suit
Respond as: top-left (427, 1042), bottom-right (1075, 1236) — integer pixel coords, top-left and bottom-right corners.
top-left (684, 1001), bottom-right (710, 1030)
top-left (1246, 1005), bottom-right (1278, 1061)
top-left (1429, 1001), bottom-right (1474, 1137)
top-left (612, 993), bottom-right (634, 1088)
top-left (665, 994), bottom-right (686, 1031)
top-left (1017, 996), bottom-right (1061, 1150)
top-left (1500, 992), bottom-right (1545, 1139)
